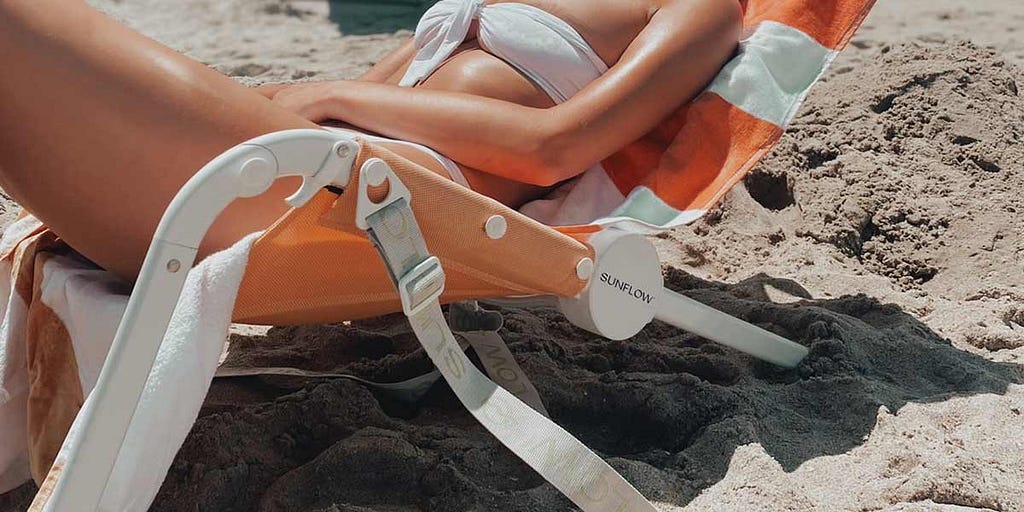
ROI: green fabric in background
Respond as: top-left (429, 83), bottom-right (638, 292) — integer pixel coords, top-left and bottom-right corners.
top-left (329, 0), bottom-right (438, 34)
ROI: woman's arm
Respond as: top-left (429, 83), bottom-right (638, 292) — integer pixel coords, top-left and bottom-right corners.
top-left (277, 0), bottom-right (741, 185)
top-left (253, 38), bottom-right (415, 99)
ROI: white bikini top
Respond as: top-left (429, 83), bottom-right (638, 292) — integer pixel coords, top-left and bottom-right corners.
top-left (399, 0), bottom-right (609, 103)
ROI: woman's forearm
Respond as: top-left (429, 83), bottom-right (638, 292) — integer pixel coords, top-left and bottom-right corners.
top-left (321, 81), bottom-right (573, 185)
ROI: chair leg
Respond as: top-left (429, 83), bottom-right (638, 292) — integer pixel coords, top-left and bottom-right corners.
top-left (655, 287), bottom-right (808, 368)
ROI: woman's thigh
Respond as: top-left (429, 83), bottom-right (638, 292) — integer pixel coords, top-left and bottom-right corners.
top-left (0, 0), bottom-right (319, 279)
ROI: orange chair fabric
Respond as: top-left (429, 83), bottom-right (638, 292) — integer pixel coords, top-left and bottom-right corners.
top-left (235, 142), bottom-right (594, 325)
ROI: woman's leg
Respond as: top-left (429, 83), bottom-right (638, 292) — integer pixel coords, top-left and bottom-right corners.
top-left (0, 0), bottom-right (319, 279)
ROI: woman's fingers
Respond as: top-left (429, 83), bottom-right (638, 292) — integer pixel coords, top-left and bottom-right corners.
top-left (271, 83), bottom-right (332, 122)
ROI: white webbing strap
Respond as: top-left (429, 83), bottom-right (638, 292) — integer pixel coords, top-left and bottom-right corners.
top-left (213, 365), bottom-right (442, 403)
top-left (458, 330), bottom-right (549, 416)
top-left (213, 305), bottom-right (546, 410)
top-left (449, 301), bottom-right (549, 415)
top-left (363, 195), bottom-right (656, 512)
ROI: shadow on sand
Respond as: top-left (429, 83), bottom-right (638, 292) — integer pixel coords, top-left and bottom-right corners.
top-left (2, 268), bottom-right (1019, 511)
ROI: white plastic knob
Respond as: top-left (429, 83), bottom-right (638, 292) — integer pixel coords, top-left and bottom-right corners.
top-left (576, 258), bottom-right (594, 280)
top-left (236, 157), bottom-right (276, 198)
top-left (365, 159), bottom-right (390, 187)
top-left (485, 215), bottom-right (508, 240)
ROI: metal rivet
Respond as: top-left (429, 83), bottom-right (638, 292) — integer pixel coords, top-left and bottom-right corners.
top-left (576, 258), bottom-right (594, 280)
top-left (166, 259), bottom-right (181, 273)
top-left (365, 160), bottom-right (389, 187)
top-left (336, 143), bottom-right (352, 158)
top-left (484, 215), bottom-right (507, 240)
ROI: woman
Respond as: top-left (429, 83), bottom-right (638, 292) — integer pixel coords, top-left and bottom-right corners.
top-left (0, 0), bottom-right (741, 280)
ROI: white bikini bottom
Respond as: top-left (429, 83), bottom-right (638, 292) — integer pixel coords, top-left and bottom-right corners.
top-left (323, 127), bottom-right (470, 188)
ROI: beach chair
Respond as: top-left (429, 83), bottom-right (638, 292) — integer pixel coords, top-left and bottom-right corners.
top-left (5, 0), bottom-right (875, 509)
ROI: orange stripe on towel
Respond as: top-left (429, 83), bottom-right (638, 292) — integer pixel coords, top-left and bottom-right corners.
top-left (740, 0), bottom-right (877, 50)
top-left (26, 252), bottom-right (85, 486)
top-left (603, 93), bottom-right (781, 213)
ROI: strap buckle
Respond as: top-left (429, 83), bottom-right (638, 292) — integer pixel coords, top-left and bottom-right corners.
top-left (397, 256), bottom-right (445, 316)
top-left (353, 156), bottom-right (443, 316)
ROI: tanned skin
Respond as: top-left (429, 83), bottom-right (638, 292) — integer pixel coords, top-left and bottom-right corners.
top-left (0, 0), bottom-right (740, 280)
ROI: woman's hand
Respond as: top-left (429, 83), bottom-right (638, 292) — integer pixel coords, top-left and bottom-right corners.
top-left (270, 82), bottom-right (339, 123)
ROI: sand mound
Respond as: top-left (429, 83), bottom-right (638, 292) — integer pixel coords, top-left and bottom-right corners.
top-left (777, 42), bottom-right (1021, 287)
top-left (145, 278), bottom-right (1020, 510)
top-left (663, 40), bottom-right (1024, 356)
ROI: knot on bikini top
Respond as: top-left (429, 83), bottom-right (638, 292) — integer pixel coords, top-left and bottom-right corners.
top-left (400, 0), bottom-right (608, 103)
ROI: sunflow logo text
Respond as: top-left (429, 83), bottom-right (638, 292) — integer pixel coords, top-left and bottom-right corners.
top-left (599, 273), bottom-right (655, 304)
